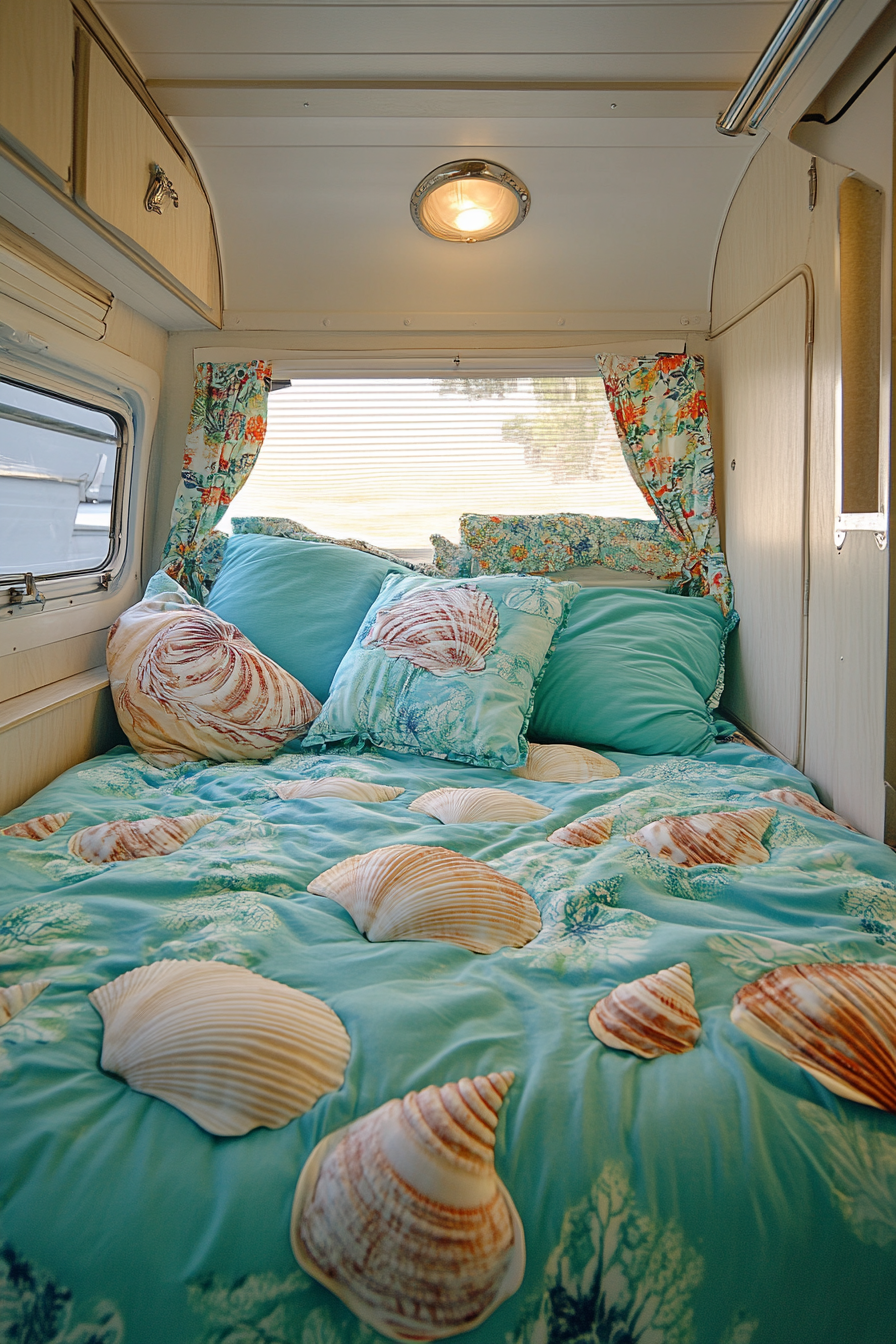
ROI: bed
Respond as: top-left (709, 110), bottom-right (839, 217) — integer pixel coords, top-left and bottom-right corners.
top-left (1, 530), bottom-right (894, 1344)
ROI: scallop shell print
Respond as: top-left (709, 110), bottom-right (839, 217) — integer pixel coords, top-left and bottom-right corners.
top-left (89, 959), bottom-right (351, 1135)
top-left (107, 601), bottom-right (322, 766)
top-left (760, 787), bottom-right (858, 832)
top-left (408, 787), bottom-right (551, 824)
top-left (548, 814), bottom-right (614, 847)
top-left (2, 812), bottom-right (71, 840)
top-left (308, 843), bottom-right (541, 953)
top-left (273, 778), bottom-right (405, 803)
top-left (512, 742), bottom-right (620, 783)
top-left (629, 806), bottom-right (775, 867)
top-left (0, 979), bottom-right (50, 1025)
top-left (68, 811), bottom-right (218, 864)
top-left (362, 583), bottom-right (499, 676)
top-left (731, 961), bottom-right (896, 1111)
top-left (589, 963), bottom-right (701, 1058)
top-left (291, 1070), bottom-right (524, 1341)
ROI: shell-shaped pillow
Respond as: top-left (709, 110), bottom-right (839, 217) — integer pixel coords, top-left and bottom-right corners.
top-left (308, 843), bottom-right (541, 953)
top-left (408, 787), bottom-right (551, 824)
top-left (512, 742), bottom-right (620, 783)
top-left (89, 960), bottom-right (351, 1135)
top-left (107, 592), bottom-right (321, 766)
top-left (629, 807), bottom-right (775, 867)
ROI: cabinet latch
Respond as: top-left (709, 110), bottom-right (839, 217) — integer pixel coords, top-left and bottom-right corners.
top-left (145, 164), bottom-right (179, 215)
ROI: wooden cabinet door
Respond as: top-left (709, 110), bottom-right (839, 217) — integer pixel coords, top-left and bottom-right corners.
top-left (79, 40), bottom-right (218, 312)
top-left (0, 0), bottom-right (74, 186)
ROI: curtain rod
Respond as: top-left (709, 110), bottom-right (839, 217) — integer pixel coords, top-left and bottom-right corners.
top-left (717, 0), bottom-right (845, 136)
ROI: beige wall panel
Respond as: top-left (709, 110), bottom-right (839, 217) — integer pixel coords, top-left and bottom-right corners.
top-left (0, 0), bottom-right (73, 185)
top-left (712, 282), bottom-right (807, 764)
top-left (103, 298), bottom-right (169, 380)
top-left (0, 629), bottom-right (110, 702)
top-left (81, 42), bottom-right (218, 310)
top-left (0, 688), bottom-right (121, 817)
top-left (712, 137), bottom-right (814, 331)
top-left (710, 101), bottom-right (889, 838)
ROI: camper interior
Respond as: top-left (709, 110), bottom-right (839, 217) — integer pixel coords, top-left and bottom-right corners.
top-left (1, 1), bottom-right (895, 1341)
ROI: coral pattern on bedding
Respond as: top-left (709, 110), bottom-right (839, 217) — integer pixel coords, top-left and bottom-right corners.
top-left (1, 738), bottom-right (895, 1344)
top-left (597, 353), bottom-right (733, 614)
top-left (161, 362), bottom-right (273, 602)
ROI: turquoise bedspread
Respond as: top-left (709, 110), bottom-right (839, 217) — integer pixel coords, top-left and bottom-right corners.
top-left (1, 740), bottom-right (895, 1344)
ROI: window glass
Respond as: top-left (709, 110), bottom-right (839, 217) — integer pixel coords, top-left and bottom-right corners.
top-left (220, 376), bottom-right (653, 559)
top-left (0, 376), bottom-right (120, 577)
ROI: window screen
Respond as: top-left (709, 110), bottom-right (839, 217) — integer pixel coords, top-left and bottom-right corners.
top-left (0, 376), bottom-right (121, 578)
top-left (220, 376), bottom-right (653, 558)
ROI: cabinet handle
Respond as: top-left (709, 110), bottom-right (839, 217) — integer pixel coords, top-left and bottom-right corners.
top-left (144, 164), bottom-right (179, 215)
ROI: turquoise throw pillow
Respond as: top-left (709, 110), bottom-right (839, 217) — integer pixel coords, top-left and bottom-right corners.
top-left (529, 587), bottom-right (727, 755)
top-left (305, 573), bottom-right (580, 768)
top-left (206, 534), bottom-right (412, 703)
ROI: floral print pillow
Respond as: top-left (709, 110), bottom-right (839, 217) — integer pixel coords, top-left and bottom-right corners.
top-left (304, 573), bottom-right (579, 769)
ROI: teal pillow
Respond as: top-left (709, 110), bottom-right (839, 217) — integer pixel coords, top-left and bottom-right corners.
top-left (305, 573), bottom-right (580, 768)
top-left (528, 587), bottom-right (727, 755)
top-left (206, 534), bottom-right (412, 703)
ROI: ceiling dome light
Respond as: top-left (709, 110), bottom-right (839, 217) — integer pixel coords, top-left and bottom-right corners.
top-left (411, 160), bottom-right (530, 243)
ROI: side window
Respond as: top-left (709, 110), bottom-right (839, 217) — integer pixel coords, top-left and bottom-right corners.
top-left (0, 375), bottom-right (123, 580)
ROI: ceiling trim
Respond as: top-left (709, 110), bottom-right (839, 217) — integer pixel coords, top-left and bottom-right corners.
top-left (149, 79), bottom-right (739, 93)
top-left (223, 310), bottom-right (710, 332)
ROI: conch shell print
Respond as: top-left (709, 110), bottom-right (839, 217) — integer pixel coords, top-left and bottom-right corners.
top-left (89, 960), bottom-right (351, 1135)
top-left (2, 812), bottom-right (71, 839)
top-left (589, 963), bottom-right (701, 1058)
top-left (629, 807), bottom-right (775, 867)
top-left (291, 1070), bottom-right (525, 1340)
top-left (548, 814), bottom-right (613, 847)
top-left (107, 597), bottom-right (321, 766)
top-left (363, 583), bottom-right (499, 676)
top-left (68, 812), bottom-right (218, 864)
top-left (731, 961), bottom-right (896, 1111)
top-left (760, 787), bottom-right (858, 832)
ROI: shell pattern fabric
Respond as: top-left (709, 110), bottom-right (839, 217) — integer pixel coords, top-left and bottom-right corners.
top-left (548, 814), bottom-right (614, 847)
top-left (362, 583), bottom-right (499, 676)
top-left (107, 596), bottom-right (321, 766)
top-left (731, 962), bottom-right (896, 1111)
top-left (512, 743), bottom-right (620, 783)
top-left (629, 807), bottom-right (775, 867)
top-left (308, 844), bottom-right (541, 954)
top-left (273, 779), bottom-right (405, 803)
top-left (68, 812), bottom-right (218, 864)
top-left (760, 787), bottom-right (858, 833)
top-left (291, 1070), bottom-right (524, 1341)
top-left (1, 812), bottom-right (71, 840)
top-left (0, 979), bottom-right (50, 1025)
top-left (89, 960), bottom-right (351, 1136)
top-left (408, 787), bottom-right (551, 825)
top-left (589, 963), bottom-right (701, 1058)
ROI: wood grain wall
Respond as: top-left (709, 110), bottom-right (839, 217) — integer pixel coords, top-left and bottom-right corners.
top-left (706, 67), bottom-right (892, 838)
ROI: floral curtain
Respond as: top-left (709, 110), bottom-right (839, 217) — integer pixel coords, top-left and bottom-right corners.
top-left (596, 353), bottom-right (733, 614)
top-left (161, 360), bottom-right (272, 601)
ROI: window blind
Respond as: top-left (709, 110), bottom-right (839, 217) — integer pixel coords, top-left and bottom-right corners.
top-left (220, 376), bottom-right (653, 556)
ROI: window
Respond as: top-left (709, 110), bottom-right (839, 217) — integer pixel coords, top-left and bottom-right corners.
top-left (220, 375), bottom-right (652, 559)
top-left (0, 376), bottom-right (122, 580)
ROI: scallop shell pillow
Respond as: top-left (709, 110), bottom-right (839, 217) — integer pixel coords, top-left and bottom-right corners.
top-left (107, 573), bottom-right (321, 766)
top-left (304, 573), bottom-right (579, 769)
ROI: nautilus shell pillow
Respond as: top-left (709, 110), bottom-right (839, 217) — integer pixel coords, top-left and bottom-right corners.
top-left (304, 573), bottom-right (579, 768)
top-left (107, 576), bottom-right (321, 766)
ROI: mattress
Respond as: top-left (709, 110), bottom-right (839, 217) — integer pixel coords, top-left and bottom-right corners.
top-left (1, 737), bottom-right (895, 1344)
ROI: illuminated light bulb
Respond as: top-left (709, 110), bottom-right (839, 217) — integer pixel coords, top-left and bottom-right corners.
top-left (454, 207), bottom-right (493, 232)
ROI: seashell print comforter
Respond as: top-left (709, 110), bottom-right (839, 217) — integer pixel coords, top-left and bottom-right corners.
top-left (0, 738), bottom-right (894, 1344)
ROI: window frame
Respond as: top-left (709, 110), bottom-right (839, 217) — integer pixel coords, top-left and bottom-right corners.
top-left (0, 356), bottom-right (133, 609)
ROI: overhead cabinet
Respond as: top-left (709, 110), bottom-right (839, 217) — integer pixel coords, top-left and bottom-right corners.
top-left (0, 0), bottom-right (74, 187)
top-left (76, 40), bottom-right (219, 314)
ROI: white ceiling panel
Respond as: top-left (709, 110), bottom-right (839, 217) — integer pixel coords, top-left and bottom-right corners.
top-left (94, 0), bottom-right (779, 324)
top-left (199, 141), bottom-right (755, 312)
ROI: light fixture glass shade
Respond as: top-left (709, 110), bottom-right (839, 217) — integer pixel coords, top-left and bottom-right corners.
top-left (411, 161), bottom-right (530, 243)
